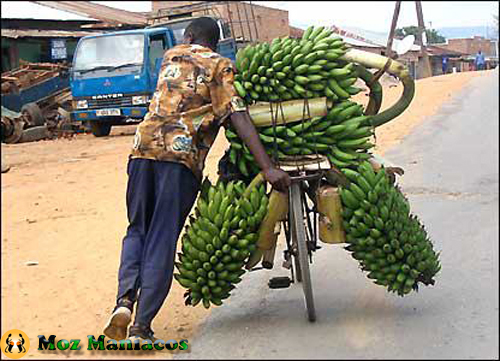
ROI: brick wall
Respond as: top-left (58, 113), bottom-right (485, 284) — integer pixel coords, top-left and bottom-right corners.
top-left (151, 1), bottom-right (289, 42)
top-left (152, 1), bottom-right (203, 12)
top-left (289, 26), bottom-right (304, 39)
top-left (443, 36), bottom-right (496, 56)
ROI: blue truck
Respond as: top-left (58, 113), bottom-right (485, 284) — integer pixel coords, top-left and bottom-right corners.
top-left (70, 17), bottom-right (237, 137)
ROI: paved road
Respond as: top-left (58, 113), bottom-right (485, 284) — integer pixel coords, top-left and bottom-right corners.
top-left (176, 70), bottom-right (499, 359)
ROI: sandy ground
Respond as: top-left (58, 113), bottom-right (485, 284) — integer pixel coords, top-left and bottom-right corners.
top-left (1, 70), bottom-right (490, 359)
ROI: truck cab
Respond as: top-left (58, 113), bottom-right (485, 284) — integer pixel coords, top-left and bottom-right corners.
top-left (70, 28), bottom-right (174, 136)
top-left (70, 17), bottom-right (237, 137)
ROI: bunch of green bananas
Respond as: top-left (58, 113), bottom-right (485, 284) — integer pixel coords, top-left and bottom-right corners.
top-left (234, 25), bottom-right (360, 105)
top-left (339, 161), bottom-right (441, 296)
top-left (174, 178), bottom-right (269, 308)
top-left (225, 100), bottom-right (375, 179)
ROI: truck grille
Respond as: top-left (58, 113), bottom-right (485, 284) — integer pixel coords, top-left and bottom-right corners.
top-left (88, 96), bottom-right (133, 109)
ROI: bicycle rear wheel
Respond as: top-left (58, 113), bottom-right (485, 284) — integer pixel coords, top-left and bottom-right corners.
top-left (290, 182), bottom-right (316, 322)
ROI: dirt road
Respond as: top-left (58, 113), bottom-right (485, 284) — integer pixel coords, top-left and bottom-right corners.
top-left (1, 70), bottom-right (490, 359)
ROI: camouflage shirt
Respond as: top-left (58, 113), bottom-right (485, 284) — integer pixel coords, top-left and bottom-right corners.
top-left (130, 43), bottom-right (246, 181)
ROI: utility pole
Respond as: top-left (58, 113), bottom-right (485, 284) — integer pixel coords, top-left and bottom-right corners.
top-left (415, 1), bottom-right (432, 78)
top-left (385, 0), bottom-right (401, 59)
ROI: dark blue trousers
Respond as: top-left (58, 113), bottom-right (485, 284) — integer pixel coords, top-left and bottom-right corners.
top-left (117, 158), bottom-right (199, 327)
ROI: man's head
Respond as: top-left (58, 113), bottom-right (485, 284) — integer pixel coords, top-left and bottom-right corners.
top-left (184, 17), bottom-right (220, 51)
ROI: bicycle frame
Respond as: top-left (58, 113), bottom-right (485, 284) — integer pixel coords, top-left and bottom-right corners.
top-left (282, 171), bottom-right (324, 282)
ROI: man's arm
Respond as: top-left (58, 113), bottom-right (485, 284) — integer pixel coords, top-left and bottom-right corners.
top-left (209, 56), bottom-right (290, 191)
top-left (229, 111), bottom-right (291, 192)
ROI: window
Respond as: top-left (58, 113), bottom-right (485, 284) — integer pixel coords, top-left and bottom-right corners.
top-left (73, 34), bottom-right (144, 71)
top-left (149, 34), bottom-right (167, 70)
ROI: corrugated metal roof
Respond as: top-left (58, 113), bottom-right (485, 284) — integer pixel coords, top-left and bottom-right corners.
top-left (331, 25), bottom-right (421, 52)
top-left (31, 1), bottom-right (148, 25)
top-left (1, 1), bottom-right (97, 21)
top-left (427, 45), bottom-right (466, 56)
top-left (1, 29), bottom-right (102, 38)
top-left (337, 35), bottom-right (381, 48)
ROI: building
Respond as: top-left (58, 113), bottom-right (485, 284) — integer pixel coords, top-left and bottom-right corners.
top-left (434, 36), bottom-right (498, 70)
top-left (328, 25), bottom-right (482, 78)
top-left (1, 1), bottom-right (149, 72)
top-left (426, 45), bottom-right (469, 74)
top-left (1, 23), bottom-right (104, 72)
top-left (289, 26), bottom-right (304, 39)
top-left (150, 1), bottom-right (290, 43)
top-left (2, 3), bottom-right (93, 71)
top-left (439, 36), bottom-right (497, 57)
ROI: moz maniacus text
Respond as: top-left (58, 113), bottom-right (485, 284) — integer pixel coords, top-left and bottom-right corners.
top-left (37, 335), bottom-right (189, 351)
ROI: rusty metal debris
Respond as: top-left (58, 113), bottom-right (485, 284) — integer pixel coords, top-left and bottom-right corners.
top-left (1, 61), bottom-right (70, 95)
top-left (1, 61), bottom-right (87, 143)
top-left (1, 107), bottom-right (25, 144)
top-left (1, 105), bottom-right (85, 144)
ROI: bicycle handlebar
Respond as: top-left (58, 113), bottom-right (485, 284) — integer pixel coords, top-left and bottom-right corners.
top-left (289, 172), bottom-right (324, 183)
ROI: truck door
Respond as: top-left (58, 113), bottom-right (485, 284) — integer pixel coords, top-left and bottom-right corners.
top-left (147, 33), bottom-right (169, 87)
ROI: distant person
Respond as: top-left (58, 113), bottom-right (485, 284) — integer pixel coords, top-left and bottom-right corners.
top-left (475, 50), bottom-right (485, 71)
top-left (442, 56), bottom-right (448, 74)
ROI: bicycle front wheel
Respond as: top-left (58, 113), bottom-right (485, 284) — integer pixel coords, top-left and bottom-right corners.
top-left (290, 182), bottom-right (316, 322)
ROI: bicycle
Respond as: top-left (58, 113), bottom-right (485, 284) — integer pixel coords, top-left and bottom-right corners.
top-left (256, 53), bottom-right (415, 323)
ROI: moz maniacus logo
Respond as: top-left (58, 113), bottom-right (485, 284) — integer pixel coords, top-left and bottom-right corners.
top-left (1, 329), bottom-right (30, 359)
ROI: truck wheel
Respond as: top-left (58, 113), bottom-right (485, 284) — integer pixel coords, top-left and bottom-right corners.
top-left (18, 125), bottom-right (50, 143)
top-left (21, 103), bottom-right (45, 126)
top-left (91, 122), bottom-right (112, 137)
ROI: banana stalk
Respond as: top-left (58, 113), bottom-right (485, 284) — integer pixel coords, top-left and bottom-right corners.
top-left (243, 172), bottom-right (265, 198)
top-left (317, 186), bottom-right (346, 244)
top-left (340, 49), bottom-right (409, 78)
top-left (353, 64), bottom-right (383, 116)
top-left (340, 49), bottom-right (415, 128)
top-left (256, 190), bottom-right (288, 250)
top-left (245, 249), bottom-right (264, 270)
top-left (261, 240), bottom-right (278, 269)
top-left (247, 97), bottom-right (329, 127)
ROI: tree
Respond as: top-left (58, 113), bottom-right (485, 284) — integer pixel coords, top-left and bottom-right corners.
top-left (395, 26), bottom-right (446, 44)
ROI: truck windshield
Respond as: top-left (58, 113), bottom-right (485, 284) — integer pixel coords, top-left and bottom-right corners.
top-left (165, 22), bottom-right (189, 44)
top-left (73, 34), bottom-right (145, 72)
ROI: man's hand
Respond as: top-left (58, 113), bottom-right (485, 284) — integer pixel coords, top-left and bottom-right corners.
top-left (230, 111), bottom-right (291, 192)
top-left (263, 167), bottom-right (291, 193)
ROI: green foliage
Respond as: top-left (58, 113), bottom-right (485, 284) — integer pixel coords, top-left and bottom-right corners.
top-left (395, 26), bottom-right (446, 44)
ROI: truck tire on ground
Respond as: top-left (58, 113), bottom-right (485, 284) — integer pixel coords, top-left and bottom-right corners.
top-left (18, 125), bottom-right (50, 143)
top-left (91, 122), bottom-right (112, 137)
top-left (21, 102), bottom-right (45, 126)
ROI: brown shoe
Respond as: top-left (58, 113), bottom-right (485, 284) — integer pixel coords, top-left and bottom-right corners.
top-left (103, 306), bottom-right (132, 341)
